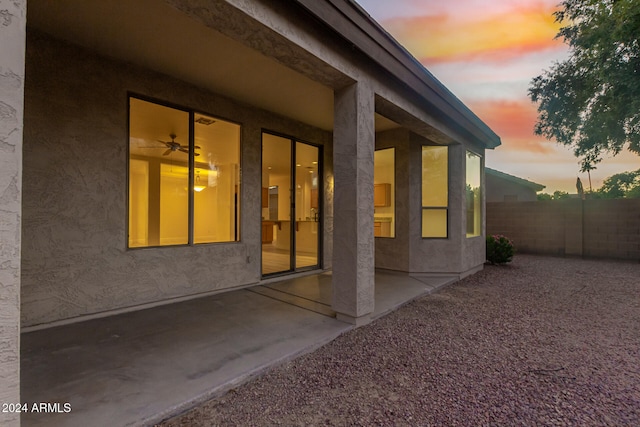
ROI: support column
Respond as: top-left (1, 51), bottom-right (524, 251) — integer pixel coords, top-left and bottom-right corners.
top-left (332, 82), bottom-right (375, 325)
top-left (0, 1), bottom-right (25, 426)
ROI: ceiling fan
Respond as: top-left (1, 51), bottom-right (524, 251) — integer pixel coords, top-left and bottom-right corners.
top-left (157, 133), bottom-right (200, 156)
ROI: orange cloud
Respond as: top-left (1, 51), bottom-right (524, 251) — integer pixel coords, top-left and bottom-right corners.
top-left (382, 4), bottom-right (564, 64)
top-left (468, 99), bottom-right (554, 153)
top-left (421, 41), bottom-right (564, 65)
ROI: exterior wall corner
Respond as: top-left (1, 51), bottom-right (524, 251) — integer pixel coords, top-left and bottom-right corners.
top-left (0, 0), bottom-right (26, 424)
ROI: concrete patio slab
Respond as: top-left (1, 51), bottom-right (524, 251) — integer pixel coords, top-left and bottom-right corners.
top-left (21, 289), bottom-right (350, 427)
top-left (20, 270), bottom-right (457, 426)
top-left (372, 270), bottom-right (456, 319)
top-left (250, 272), bottom-right (335, 317)
top-left (251, 270), bottom-right (456, 320)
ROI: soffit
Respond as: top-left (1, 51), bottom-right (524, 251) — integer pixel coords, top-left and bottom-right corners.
top-left (27, 0), bottom-right (350, 132)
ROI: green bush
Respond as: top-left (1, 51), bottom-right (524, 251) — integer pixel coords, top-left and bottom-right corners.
top-left (486, 234), bottom-right (515, 264)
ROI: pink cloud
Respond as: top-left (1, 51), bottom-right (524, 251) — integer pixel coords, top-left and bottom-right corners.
top-left (467, 99), bottom-right (554, 153)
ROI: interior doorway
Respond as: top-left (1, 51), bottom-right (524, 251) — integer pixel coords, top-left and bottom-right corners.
top-left (261, 132), bottom-right (321, 276)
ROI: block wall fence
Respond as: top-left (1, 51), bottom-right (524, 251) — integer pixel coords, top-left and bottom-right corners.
top-left (487, 199), bottom-right (640, 261)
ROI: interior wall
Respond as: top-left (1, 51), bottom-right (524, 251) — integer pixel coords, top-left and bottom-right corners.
top-left (21, 31), bottom-right (331, 328)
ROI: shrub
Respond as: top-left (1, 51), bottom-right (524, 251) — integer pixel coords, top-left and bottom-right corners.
top-left (486, 234), bottom-right (515, 264)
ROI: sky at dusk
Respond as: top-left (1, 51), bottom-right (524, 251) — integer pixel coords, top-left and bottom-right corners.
top-left (356, 0), bottom-right (639, 193)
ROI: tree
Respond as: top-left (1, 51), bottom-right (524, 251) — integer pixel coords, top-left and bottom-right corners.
top-left (537, 190), bottom-right (571, 201)
top-left (597, 169), bottom-right (640, 198)
top-left (528, 0), bottom-right (640, 170)
top-left (553, 190), bottom-right (571, 200)
top-left (627, 185), bottom-right (640, 198)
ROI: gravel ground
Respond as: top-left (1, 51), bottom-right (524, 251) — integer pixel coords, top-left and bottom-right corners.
top-left (159, 255), bottom-right (640, 426)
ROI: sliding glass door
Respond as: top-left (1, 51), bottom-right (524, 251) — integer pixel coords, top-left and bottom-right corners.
top-left (261, 133), bottom-right (320, 276)
top-left (294, 142), bottom-right (320, 269)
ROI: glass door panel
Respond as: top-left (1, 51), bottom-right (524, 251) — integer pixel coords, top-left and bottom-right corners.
top-left (262, 134), bottom-right (292, 275)
top-left (295, 142), bottom-right (319, 269)
top-left (262, 133), bottom-right (320, 276)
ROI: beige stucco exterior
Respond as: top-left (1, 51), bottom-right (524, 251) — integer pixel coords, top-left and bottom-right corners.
top-left (22, 32), bottom-right (334, 327)
top-left (1, 1), bottom-right (501, 418)
top-left (374, 130), bottom-right (487, 276)
top-left (19, 0), bottom-right (499, 329)
top-left (0, 1), bottom-right (25, 425)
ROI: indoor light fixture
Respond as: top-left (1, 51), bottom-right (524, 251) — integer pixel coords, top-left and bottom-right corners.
top-left (194, 171), bottom-right (206, 192)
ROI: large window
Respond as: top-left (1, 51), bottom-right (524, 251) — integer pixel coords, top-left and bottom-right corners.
top-left (128, 97), bottom-right (240, 247)
top-left (374, 148), bottom-right (395, 238)
top-left (466, 151), bottom-right (482, 237)
top-left (421, 146), bottom-right (448, 238)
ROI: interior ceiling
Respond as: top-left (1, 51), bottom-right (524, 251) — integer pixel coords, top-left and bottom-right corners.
top-left (129, 97), bottom-right (240, 164)
top-left (262, 134), bottom-right (319, 178)
top-left (27, 0), bottom-right (399, 132)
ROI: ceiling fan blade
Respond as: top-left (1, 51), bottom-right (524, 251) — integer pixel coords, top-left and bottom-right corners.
top-left (162, 148), bottom-right (172, 156)
top-left (194, 145), bottom-right (201, 149)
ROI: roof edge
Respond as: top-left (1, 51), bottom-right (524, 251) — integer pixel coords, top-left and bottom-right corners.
top-left (293, 0), bottom-right (501, 149)
top-left (486, 168), bottom-right (546, 191)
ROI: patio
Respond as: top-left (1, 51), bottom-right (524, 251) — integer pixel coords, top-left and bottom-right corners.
top-left (21, 271), bottom-right (455, 427)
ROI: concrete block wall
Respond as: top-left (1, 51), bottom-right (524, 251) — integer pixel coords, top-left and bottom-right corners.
top-left (486, 201), bottom-right (564, 256)
top-left (487, 199), bottom-right (640, 261)
top-left (583, 199), bottom-right (640, 260)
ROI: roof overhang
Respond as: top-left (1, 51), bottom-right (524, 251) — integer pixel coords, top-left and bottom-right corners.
top-left (27, 0), bottom-right (500, 148)
top-left (294, 0), bottom-right (502, 150)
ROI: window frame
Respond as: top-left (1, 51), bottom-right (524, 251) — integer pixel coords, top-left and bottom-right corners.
top-left (126, 93), bottom-right (242, 249)
top-left (465, 150), bottom-right (482, 238)
top-left (374, 146), bottom-right (396, 239)
top-left (260, 129), bottom-right (324, 275)
top-left (421, 145), bottom-right (449, 239)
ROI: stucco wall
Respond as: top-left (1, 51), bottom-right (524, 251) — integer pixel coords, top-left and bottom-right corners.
top-left (373, 129), bottom-right (486, 276)
top-left (0, 1), bottom-right (25, 424)
top-left (409, 139), bottom-right (486, 276)
top-left (22, 32), bottom-right (331, 328)
top-left (374, 128), bottom-right (410, 271)
top-left (487, 199), bottom-right (640, 261)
